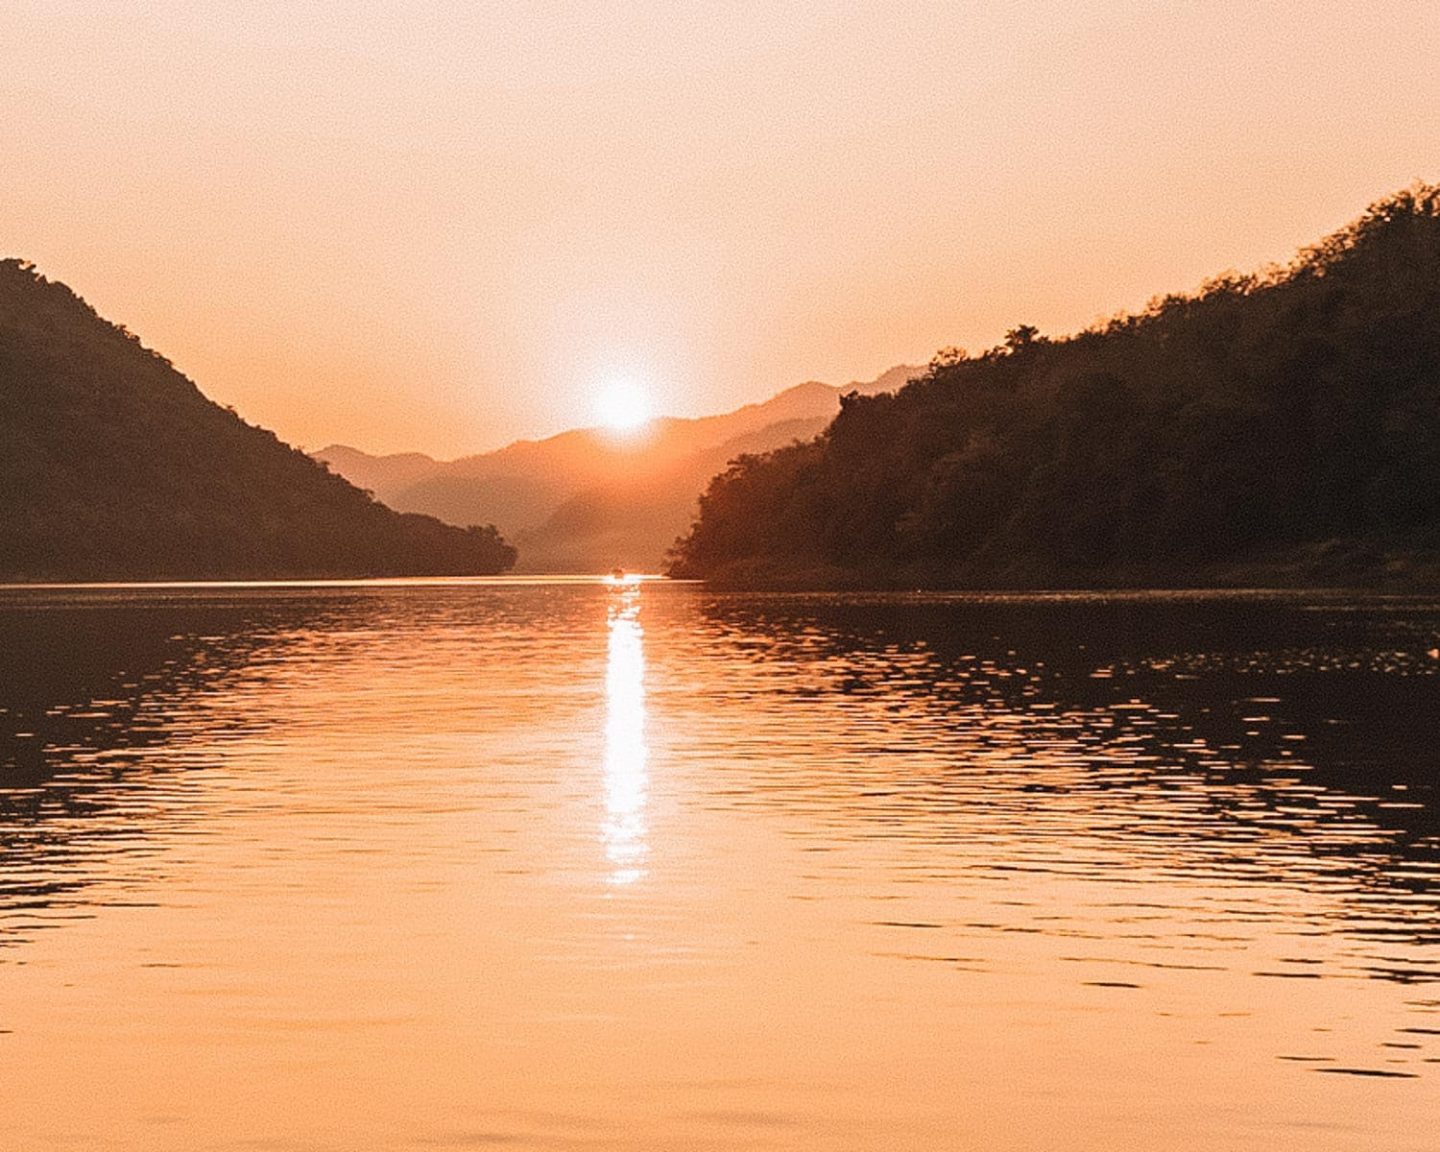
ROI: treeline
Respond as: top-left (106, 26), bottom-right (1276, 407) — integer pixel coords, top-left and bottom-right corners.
top-left (668, 185), bottom-right (1440, 588)
top-left (0, 259), bottom-right (515, 580)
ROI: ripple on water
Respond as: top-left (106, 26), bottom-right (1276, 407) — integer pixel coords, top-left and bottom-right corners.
top-left (0, 582), bottom-right (1438, 1149)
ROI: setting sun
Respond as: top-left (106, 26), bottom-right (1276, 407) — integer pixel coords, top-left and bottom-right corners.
top-left (593, 377), bottom-right (653, 433)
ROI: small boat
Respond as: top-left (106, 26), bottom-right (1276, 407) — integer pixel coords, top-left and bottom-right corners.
top-left (610, 567), bottom-right (627, 581)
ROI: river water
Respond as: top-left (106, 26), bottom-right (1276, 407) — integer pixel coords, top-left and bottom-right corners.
top-left (1, 579), bottom-right (1437, 1150)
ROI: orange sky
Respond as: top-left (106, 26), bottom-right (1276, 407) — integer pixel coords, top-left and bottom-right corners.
top-left (3, 1), bottom-right (1438, 457)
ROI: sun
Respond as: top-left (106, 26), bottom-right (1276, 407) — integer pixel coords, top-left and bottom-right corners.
top-left (593, 377), bottom-right (653, 433)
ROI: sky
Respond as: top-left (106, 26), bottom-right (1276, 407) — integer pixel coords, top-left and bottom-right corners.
top-left (2, 1), bottom-right (1438, 457)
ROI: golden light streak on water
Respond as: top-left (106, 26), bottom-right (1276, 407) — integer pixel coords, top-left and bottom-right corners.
top-left (602, 584), bottom-right (647, 885)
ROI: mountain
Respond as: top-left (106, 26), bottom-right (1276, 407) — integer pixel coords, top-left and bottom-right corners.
top-left (304, 444), bottom-right (442, 502)
top-left (315, 363), bottom-right (916, 571)
top-left (0, 259), bottom-right (515, 581)
top-left (667, 184), bottom-right (1440, 589)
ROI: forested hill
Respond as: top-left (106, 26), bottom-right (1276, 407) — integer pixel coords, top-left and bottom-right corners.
top-left (0, 260), bottom-right (515, 580)
top-left (667, 185), bottom-right (1440, 589)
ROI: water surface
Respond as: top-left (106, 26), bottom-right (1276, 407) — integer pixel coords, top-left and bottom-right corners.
top-left (1, 579), bottom-right (1437, 1149)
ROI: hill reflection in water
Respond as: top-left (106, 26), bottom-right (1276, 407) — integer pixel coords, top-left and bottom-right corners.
top-left (0, 581), bottom-right (1437, 1150)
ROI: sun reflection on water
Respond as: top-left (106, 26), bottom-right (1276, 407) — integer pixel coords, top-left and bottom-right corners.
top-left (602, 583), bottom-right (647, 885)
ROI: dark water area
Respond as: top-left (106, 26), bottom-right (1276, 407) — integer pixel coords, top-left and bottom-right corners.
top-left (0, 581), bottom-right (1437, 1149)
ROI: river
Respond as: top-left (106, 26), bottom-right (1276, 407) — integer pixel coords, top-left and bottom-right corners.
top-left (1, 579), bottom-right (1436, 1149)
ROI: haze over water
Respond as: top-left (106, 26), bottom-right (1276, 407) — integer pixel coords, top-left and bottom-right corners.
top-left (1, 579), bottom-right (1437, 1150)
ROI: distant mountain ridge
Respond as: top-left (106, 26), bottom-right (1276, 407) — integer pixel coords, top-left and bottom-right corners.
top-left (0, 259), bottom-right (516, 581)
top-left (316, 364), bottom-right (917, 571)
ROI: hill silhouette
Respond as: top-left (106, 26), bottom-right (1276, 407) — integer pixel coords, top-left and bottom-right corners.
top-left (316, 365), bottom-right (915, 571)
top-left (667, 185), bottom-right (1440, 589)
top-left (0, 260), bottom-right (515, 581)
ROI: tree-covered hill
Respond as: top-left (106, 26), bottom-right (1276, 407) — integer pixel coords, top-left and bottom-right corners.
top-left (668, 185), bottom-right (1440, 589)
top-left (0, 260), bottom-right (515, 580)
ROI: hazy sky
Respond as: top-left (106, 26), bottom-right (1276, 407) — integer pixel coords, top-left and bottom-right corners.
top-left (3, 1), bottom-right (1438, 456)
